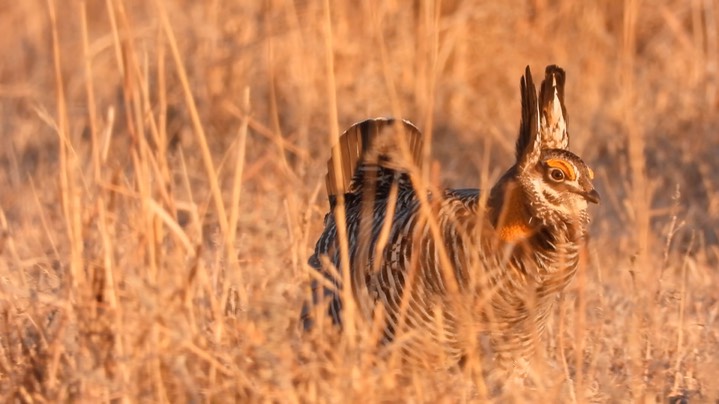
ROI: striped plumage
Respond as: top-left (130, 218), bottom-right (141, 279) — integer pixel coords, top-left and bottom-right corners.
top-left (303, 65), bottom-right (599, 372)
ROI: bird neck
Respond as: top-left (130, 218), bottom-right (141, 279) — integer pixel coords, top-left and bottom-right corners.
top-left (489, 175), bottom-right (536, 243)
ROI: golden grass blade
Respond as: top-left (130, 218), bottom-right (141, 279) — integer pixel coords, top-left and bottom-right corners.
top-left (322, 0), bottom-right (357, 343)
top-left (226, 87), bottom-right (251, 310)
top-left (146, 198), bottom-right (194, 254)
top-left (155, 0), bottom-right (228, 236)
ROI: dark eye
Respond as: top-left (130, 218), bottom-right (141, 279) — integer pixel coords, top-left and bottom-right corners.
top-left (549, 168), bottom-right (565, 182)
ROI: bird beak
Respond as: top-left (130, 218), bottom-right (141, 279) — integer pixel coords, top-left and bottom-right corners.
top-left (582, 189), bottom-right (601, 204)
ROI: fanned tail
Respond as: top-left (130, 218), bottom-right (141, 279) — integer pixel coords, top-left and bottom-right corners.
top-left (303, 117), bottom-right (424, 330)
top-left (325, 118), bottom-right (423, 206)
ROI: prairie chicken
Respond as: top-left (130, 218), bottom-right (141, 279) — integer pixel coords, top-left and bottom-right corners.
top-left (303, 65), bottom-right (599, 372)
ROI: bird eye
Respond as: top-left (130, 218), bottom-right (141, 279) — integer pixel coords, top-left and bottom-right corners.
top-left (549, 168), bottom-right (565, 182)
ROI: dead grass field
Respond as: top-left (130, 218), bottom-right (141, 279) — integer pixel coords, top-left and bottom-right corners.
top-left (0, 0), bottom-right (718, 402)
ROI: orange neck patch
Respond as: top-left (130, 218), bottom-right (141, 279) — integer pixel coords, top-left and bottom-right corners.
top-left (496, 184), bottom-right (535, 242)
top-left (545, 159), bottom-right (576, 180)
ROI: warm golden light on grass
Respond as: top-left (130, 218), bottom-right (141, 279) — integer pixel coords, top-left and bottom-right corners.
top-left (0, 0), bottom-right (717, 401)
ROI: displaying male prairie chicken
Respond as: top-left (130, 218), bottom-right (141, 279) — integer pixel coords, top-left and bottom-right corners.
top-left (302, 65), bottom-right (599, 373)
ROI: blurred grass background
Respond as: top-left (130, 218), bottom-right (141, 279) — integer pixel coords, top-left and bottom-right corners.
top-left (0, 0), bottom-right (718, 401)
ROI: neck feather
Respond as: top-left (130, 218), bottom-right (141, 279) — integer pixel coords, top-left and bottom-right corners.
top-left (491, 179), bottom-right (536, 242)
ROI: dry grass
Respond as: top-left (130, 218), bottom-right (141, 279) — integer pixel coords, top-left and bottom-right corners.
top-left (0, 0), bottom-right (718, 402)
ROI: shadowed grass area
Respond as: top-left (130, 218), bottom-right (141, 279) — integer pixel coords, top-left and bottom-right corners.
top-left (0, 0), bottom-right (717, 401)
